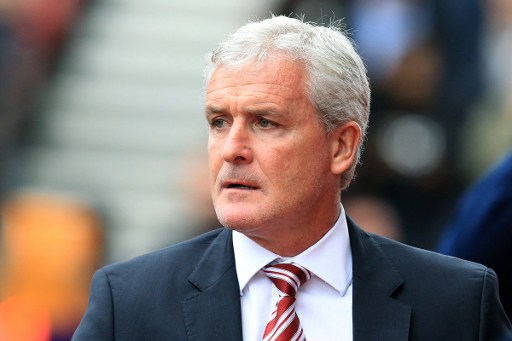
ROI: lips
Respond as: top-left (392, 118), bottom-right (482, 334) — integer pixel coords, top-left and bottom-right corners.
top-left (223, 180), bottom-right (259, 190)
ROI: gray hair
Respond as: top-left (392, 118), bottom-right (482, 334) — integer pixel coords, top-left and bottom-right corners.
top-left (205, 15), bottom-right (370, 189)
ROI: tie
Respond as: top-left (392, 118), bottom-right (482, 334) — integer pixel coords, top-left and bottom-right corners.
top-left (262, 263), bottom-right (312, 341)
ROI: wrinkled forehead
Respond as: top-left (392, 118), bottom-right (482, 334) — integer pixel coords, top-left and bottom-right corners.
top-left (205, 50), bottom-right (307, 86)
top-left (205, 58), bottom-right (309, 103)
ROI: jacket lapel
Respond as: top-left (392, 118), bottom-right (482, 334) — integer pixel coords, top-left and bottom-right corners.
top-left (181, 229), bottom-right (242, 341)
top-left (180, 221), bottom-right (412, 340)
top-left (348, 218), bottom-right (411, 341)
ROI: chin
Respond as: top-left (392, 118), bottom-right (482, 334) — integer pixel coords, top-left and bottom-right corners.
top-left (215, 208), bottom-right (262, 231)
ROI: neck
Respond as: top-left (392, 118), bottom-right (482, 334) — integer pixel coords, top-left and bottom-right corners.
top-left (246, 204), bottom-right (341, 257)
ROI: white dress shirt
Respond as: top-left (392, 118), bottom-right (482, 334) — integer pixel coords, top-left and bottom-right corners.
top-left (233, 205), bottom-right (353, 341)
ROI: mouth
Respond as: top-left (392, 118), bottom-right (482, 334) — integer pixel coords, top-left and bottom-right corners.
top-left (224, 181), bottom-right (259, 190)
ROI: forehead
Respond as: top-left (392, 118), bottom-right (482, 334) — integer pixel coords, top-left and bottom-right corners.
top-left (206, 58), bottom-right (308, 99)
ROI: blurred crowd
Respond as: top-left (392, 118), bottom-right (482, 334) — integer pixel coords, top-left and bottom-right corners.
top-left (1, 1), bottom-right (92, 339)
top-left (1, 0), bottom-right (512, 339)
top-left (1, 192), bottom-right (102, 340)
top-left (0, 0), bottom-right (85, 192)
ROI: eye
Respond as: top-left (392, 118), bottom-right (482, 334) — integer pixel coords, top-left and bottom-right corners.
top-left (260, 119), bottom-right (271, 127)
top-left (212, 118), bottom-right (226, 129)
top-left (257, 118), bottom-right (276, 129)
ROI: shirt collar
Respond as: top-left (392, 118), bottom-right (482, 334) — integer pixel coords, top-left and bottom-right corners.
top-left (232, 229), bottom-right (279, 296)
top-left (232, 205), bottom-right (352, 296)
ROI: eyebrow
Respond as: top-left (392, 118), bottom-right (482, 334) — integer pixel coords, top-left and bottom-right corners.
top-left (245, 106), bottom-right (280, 115)
top-left (205, 103), bottom-right (283, 117)
top-left (205, 105), bottom-right (227, 116)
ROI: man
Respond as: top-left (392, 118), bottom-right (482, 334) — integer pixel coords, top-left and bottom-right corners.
top-left (73, 16), bottom-right (511, 340)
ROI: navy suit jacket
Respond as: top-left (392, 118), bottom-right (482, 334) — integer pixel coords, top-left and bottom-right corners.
top-left (73, 219), bottom-right (511, 340)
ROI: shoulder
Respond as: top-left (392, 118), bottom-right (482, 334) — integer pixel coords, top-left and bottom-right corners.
top-left (101, 228), bottom-right (229, 283)
top-left (369, 233), bottom-right (512, 339)
top-left (367, 232), bottom-right (501, 308)
top-left (374, 232), bottom-right (486, 270)
top-left (371, 232), bottom-right (490, 280)
top-left (74, 228), bottom-right (233, 339)
top-left (349, 217), bottom-right (492, 289)
top-left (351, 218), bottom-right (497, 301)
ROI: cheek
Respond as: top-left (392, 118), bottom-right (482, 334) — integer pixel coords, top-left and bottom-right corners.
top-left (262, 142), bottom-right (325, 186)
top-left (208, 142), bottom-right (221, 170)
top-left (288, 143), bottom-right (332, 185)
top-left (258, 145), bottom-right (289, 174)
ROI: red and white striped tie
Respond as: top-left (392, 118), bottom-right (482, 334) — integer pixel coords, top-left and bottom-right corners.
top-left (262, 262), bottom-right (312, 341)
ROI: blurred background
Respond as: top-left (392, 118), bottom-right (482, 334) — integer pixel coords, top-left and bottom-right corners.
top-left (1, 0), bottom-right (511, 339)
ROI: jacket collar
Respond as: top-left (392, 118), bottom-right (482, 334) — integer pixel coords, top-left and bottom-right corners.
top-left (181, 220), bottom-right (412, 341)
top-left (348, 217), bottom-right (411, 341)
top-left (182, 228), bottom-right (242, 340)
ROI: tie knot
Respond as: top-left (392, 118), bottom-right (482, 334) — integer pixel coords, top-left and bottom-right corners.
top-left (263, 262), bottom-right (311, 297)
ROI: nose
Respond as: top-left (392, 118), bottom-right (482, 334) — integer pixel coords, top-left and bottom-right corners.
top-left (222, 122), bottom-right (253, 164)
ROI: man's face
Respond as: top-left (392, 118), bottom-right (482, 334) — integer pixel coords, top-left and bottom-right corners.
top-left (206, 58), bottom-right (341, 242)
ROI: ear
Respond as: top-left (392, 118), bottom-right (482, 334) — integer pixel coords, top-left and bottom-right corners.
top-left (330, 121), bottom-right (361, 175)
